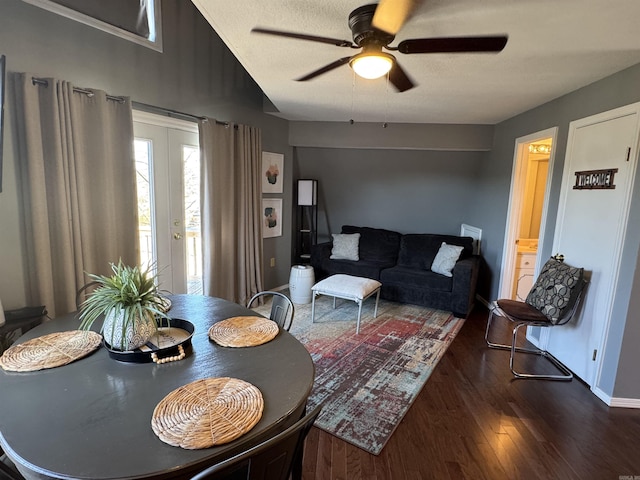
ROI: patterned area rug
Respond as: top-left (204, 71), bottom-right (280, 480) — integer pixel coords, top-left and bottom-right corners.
top-left (254, 294), bottom-right (464, 455)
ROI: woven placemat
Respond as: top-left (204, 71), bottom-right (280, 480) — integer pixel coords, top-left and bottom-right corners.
top-left (0, 330), bottom-right (103, 372)
top-left (208, 316), bottom-right (278, 347)
top-left (151, 377), bottom-right (264, 449)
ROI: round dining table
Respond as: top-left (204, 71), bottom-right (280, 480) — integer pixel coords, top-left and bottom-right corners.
top-left (0, 294), bottom-right (315, 480)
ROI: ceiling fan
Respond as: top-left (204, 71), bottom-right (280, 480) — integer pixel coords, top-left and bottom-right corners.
top-left (252, 0), bottom-right (508, 92)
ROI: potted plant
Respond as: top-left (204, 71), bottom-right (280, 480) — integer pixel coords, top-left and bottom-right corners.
top-left (79, 261), bottom-right (169, 351)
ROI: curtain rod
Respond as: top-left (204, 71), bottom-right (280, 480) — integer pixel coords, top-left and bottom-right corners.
top-left (31, 77), bottom-right (232, 127)
top-left (32, 77), bottom-right (125, 103)
top-left (132, 101), bottom-right (232, 127)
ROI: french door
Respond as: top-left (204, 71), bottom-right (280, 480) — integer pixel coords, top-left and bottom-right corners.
top-left (133, 111), bottom-right (202, 294)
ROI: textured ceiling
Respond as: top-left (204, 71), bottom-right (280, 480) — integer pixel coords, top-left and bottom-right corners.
top-left (191, 0), bottom-right (640, 124)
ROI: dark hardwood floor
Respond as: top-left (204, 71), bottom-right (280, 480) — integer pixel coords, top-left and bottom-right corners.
top-left (301, 306), bottom-right (640, 479)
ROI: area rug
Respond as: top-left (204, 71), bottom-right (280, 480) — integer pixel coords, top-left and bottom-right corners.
top-left (253, 294), bottom-right (464, 455)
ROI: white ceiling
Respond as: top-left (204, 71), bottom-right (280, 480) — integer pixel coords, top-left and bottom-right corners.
top-left (191, 0), bottom-right (640, 125)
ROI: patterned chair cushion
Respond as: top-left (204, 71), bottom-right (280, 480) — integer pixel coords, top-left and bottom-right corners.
top-left (525, 257), bottom-right (584, 324)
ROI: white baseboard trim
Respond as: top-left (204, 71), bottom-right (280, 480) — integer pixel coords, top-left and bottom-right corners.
top-left (609, 397), bottom-right (640, 408)
top-left (592, 387), bottom-right (613, 406)
top-left (594, 386), bottom-right (640, 408)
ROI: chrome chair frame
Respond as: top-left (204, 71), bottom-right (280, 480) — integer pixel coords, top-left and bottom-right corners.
top-left (247, 291), bottom-right (295, 331)
top-left (190, 403), bottom-right (322, 480)
top-left (485, 279), bottom-right (587, 381)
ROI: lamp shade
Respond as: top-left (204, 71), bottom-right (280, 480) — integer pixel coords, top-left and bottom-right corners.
top-left (297, 179), bottom-right (317, 206)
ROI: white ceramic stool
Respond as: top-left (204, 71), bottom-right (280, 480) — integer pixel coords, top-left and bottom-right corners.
top-left (311, 274), bottom-right (382, 333)
top-left (289, 265), bottom-right (315, 304)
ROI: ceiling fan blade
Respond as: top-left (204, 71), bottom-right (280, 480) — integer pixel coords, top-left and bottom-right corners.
top-left (251, 27), bottom-right (355, 48)
top-left (296, 57), bottom-right (353, 82)
top-left (372, 0), bottom-right (424, 36)
top-left (388, 61), bottom-right (415, 92)
top-left (398, 35), bottom-right (508, 54)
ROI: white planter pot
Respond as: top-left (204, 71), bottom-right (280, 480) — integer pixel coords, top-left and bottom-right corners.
top-left (102, 309), bottom-right (157, 351)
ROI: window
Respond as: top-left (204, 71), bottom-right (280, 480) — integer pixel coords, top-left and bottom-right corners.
top-left (21, 0), bottom-right (162, 52)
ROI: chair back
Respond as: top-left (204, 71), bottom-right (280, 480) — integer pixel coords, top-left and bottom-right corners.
top-left (75, 281), bottom-right (100, 311)
top-left (247, 291), bottom-right (294, 331)
top-left (190, 403), bottom-right (322, 480)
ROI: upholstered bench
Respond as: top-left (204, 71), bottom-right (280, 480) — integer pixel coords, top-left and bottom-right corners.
top-left (310, 274), bottom-right (382, 334)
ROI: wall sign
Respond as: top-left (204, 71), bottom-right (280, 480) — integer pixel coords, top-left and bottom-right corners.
top-left (573, 168), bottom-right (618, 190)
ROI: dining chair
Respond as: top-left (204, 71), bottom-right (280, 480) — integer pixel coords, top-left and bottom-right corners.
top-left (246, 291), bottom-right (295, 331)
top-left (0, 448), bottom-right (25, 480)
top-left (75, 280), bottom-right (100, 311)
top-left (190, 403), bottom-right (322, 480)
top-left (485, 257), bottom-right (587, 380)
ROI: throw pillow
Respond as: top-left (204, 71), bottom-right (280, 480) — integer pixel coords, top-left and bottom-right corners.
top-left (525, 257), bottom-right (584, 324)
top-left (431, 242), bottom-right (464, 277)
top-left (330, 233), bottom-right (360, 261)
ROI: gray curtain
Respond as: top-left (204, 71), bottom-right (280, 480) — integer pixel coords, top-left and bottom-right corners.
top-left (199, 119), bottom-right (263, 304)
top-left (14, 74), bottom-right (138, 317)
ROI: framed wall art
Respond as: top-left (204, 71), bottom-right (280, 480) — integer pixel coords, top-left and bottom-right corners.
top-left (262, 198), bottom-right (282, 238)
top-left (262, 151), bottom-right (284, 194)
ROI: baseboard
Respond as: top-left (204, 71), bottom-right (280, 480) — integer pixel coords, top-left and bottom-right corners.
top-left (271, 284), bottom-right (289, 292)
top-left (592, 386), bottom-right (640, 408)
top-left (609, 397), bottom-right (640, 408)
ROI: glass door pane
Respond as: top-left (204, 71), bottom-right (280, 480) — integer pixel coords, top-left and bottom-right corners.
top-left (183, 145), bottom-right (202, 295)
top-left (134, 139), bottom-right (155, 272)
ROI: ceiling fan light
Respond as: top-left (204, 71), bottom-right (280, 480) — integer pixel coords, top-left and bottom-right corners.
top-left (350, 52), bottom-right (394, 79)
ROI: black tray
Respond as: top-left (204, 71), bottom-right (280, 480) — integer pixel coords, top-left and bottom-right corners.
top-left (104, 318), bottom-right (194, 363)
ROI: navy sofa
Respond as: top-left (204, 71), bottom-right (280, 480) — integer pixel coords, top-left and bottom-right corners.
top-left (310, 225), bottom-right (480, 318)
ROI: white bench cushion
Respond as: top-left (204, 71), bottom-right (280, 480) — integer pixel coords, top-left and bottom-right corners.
top-left (312, 274), bottom-right (381, 300)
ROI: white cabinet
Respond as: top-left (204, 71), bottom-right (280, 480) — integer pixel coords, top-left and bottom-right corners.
top-left (513, 252), bottom-right (536, 301)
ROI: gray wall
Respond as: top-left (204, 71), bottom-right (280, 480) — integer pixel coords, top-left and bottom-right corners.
top-left (293, 146), bottom-right (487, 243)
top-left (0, 0), bottom-right (292, 306)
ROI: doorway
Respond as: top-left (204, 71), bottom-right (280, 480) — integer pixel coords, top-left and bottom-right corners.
top-left (133, 111), bottom-right (202, 295)
top-left (499, 128), bottom-right (557, 305)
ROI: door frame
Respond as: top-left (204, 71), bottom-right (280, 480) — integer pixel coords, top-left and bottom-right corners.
top-left (498, 127), bottom-right (558, 300)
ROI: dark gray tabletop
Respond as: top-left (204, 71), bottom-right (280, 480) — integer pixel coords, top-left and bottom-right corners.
top-left (0, 295), bottom-right (314, 480)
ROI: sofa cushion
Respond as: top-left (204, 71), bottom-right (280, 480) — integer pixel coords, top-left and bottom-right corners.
top-left (431, 242), bottom-right (464, 277)
top-left (380, 266), bottom-right (453, 293)
top-left (320, 258), bottom-right (391, 281)
top-left (330, 233), bottom-right (360, 261)
top-left (341, 225), bottom-right (402, 263)
top-left (397, 234), bottom-right (473, 270)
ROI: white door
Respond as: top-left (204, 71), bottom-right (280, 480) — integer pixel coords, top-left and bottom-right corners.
top-left (133, 112), bottom-right (202, 294)
top-left (546, 103), bottom-right (640, 386)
